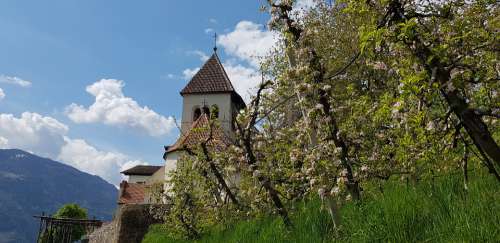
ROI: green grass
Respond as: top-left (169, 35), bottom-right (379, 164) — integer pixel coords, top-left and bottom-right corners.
top-left (143, 175), bottom-right (500, 243)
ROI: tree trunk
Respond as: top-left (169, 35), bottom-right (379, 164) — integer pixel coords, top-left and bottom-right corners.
top-left (259, 176), bottom-right (293, 227)
top-left (243, 139), bottom-right (292, 227)
top-left (239, 80), bottom-right (293, 227)
top-left (387, 0), bottom-right (500, 177)
top-left (200, 143), bottom-right (241, 207)
top-left (319, 91), bottom-right (361, 200)
top-left (442, 88), bottom-right (500, 167)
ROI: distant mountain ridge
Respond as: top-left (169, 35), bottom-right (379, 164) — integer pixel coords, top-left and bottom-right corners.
top-left (0, 149), bottom-right (118, 243)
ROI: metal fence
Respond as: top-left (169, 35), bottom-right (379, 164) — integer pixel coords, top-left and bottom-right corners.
top-left (33, 213), bottom-right (103, 243)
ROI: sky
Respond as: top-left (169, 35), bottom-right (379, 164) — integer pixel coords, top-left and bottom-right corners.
top-left (0, 0), bottom-right (313, 186)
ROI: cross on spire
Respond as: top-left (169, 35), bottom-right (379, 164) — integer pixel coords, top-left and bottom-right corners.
top-left (213, 32), bottom-right (217, 52)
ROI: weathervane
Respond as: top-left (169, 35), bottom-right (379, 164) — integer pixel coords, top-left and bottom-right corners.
top-left (213, 32), bottom-right (218, 52)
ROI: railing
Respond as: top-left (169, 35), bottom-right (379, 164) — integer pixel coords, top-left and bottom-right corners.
top-left (33, 213), bottom-right (103, 243)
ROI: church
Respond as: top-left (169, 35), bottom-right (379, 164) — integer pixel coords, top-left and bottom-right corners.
top-left (118, 50), bottom-right (245, 205)
top-left (163, 50), bottom-right (245, 179)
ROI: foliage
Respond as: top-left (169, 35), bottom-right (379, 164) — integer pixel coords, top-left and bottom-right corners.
top-left (39, 203), bottom-right (88, 243)
top-left (164, 151), bottom-right (244, 239)
top-left (53, 203), bottom-right (88, 219)
top-left (143, 174), bottom-right (500, 242)
top-left (155, 0), bottom-right (500, 240)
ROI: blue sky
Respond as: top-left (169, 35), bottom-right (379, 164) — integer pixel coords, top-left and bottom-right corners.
top-left (0, 0), bottom-right (312, 185)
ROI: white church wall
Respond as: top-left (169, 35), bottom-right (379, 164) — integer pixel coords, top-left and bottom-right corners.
top-left (163, 151), bottom-right (179, 196)
top-left (127, 175), bottom-right (151, 184)
top-left (164, 151), bottom-right (179, 176)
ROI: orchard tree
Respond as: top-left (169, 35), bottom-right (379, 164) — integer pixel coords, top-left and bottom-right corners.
top-left (159, 0), bottom-right (499, 238)
top-left (342, 0), bottom-right (500, 180)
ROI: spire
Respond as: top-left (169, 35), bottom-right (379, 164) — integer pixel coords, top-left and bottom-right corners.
top-left (213, 32), bottom-right (218, 53)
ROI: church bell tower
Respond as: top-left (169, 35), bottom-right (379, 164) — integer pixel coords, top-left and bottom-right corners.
top-left (162, 49), bottom-right (246, 194)
top-left (179, 52), bottom-right (245, 137)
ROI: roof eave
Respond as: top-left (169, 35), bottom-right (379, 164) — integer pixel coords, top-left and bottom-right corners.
top-left (121, 172), bottom-right (155, 176)
top-left (180, 90), bottom-right (236, 96)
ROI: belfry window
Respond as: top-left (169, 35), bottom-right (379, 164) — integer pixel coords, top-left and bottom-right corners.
top-left (193, 107), bottom-right (201, 121)
top-left (202, 106), bottom-right (210, 117)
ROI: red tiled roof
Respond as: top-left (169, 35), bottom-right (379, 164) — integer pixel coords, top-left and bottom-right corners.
top-left (118, 181), bottom-right (145, 204)
top-left (121, 165), bottom-right (162, 176)
top-left (165, 113), bottom-right (231, 154)
top-left (180, 53), bottom-right (236, 95)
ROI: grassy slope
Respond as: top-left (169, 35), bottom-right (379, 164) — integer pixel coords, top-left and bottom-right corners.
top-left (143, 175), bottom-right (500, 243)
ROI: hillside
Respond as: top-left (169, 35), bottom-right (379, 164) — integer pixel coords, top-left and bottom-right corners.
top-left (0, 149), bottom-right (118, 243)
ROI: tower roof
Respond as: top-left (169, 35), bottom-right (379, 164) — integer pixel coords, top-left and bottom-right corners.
top-left (180, 53), bottom-right (236, 95)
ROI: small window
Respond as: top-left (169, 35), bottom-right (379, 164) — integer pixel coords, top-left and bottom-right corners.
top-left (193, 107), bottom-right (201, 121)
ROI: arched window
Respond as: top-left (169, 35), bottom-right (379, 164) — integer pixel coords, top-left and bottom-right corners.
top-left (193, 107), bottom-right (201, 121)
top-left (202, 106), bottom-right (210, 116)
top-left (211, 104), bottom-right (219, 119)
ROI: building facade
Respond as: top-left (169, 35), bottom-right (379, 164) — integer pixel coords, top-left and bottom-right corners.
top-left (163, 52), bottom-right (245, 191)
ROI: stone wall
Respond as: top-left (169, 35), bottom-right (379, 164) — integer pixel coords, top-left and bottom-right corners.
top-left (87, 221), bottom-right (117, 243)
top-left (88, 204), bottom-right (168, 243)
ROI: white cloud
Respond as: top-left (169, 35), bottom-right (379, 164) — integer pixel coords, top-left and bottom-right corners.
top-left (182, 68), bottom-right (200, 80)
top-left (0, 88), bottom-right (4, 100)
top-left (58, 138), bottom-right (147, 185)
top-left (0, 111), bottom-right (150, 186)
top-left (205, 28), bottom-right (214, 34)
top-left (215, 20), bottom-right (280, 101)
top-left (218, 21), bottom-right (278, 68)
top-left (223, 62), bottom-right (261, 102)
top-left (0, 112), bottom-right (69, 158)
top-left (209, 18), bottom-right (217, 24)
top-left (0, 136), bottom-right (8, 148)
top-left (66, 79), bottom-right (175, 137)
top-left (0, 74), bottom-right (32, 87)
top-left (187, 50), bottom-right (209, 62)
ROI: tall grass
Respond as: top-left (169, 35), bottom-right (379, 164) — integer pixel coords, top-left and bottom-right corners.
top-left (143, 174), bottom-right (499, 243)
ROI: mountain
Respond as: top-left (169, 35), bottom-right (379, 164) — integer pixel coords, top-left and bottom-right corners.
top-left (0, 149), bottom-right (118, 243)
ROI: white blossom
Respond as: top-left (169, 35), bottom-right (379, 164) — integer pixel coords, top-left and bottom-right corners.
top-left (361, 165), bottom-right (369, 172)
top-left (330, 186), bottom-right (340, 196)
top-left (340, 169), bottom-right (348, 177)
top-left (426, 121), bottom-right (435, 131)
top-left (310, 178), bottom-right (317, 186)
top-left (318, 188), bottom-right (327, 200)
top-left (306, 167), bottom-right (314, 175)
top-left (333, 160), bottom-right (341, 166)
top-left (372, 61), bottom-right (387, 70)
top-left (253, 170), bottom-right (261, 178)
top-left (334, 147), bottom-right (343, 154)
